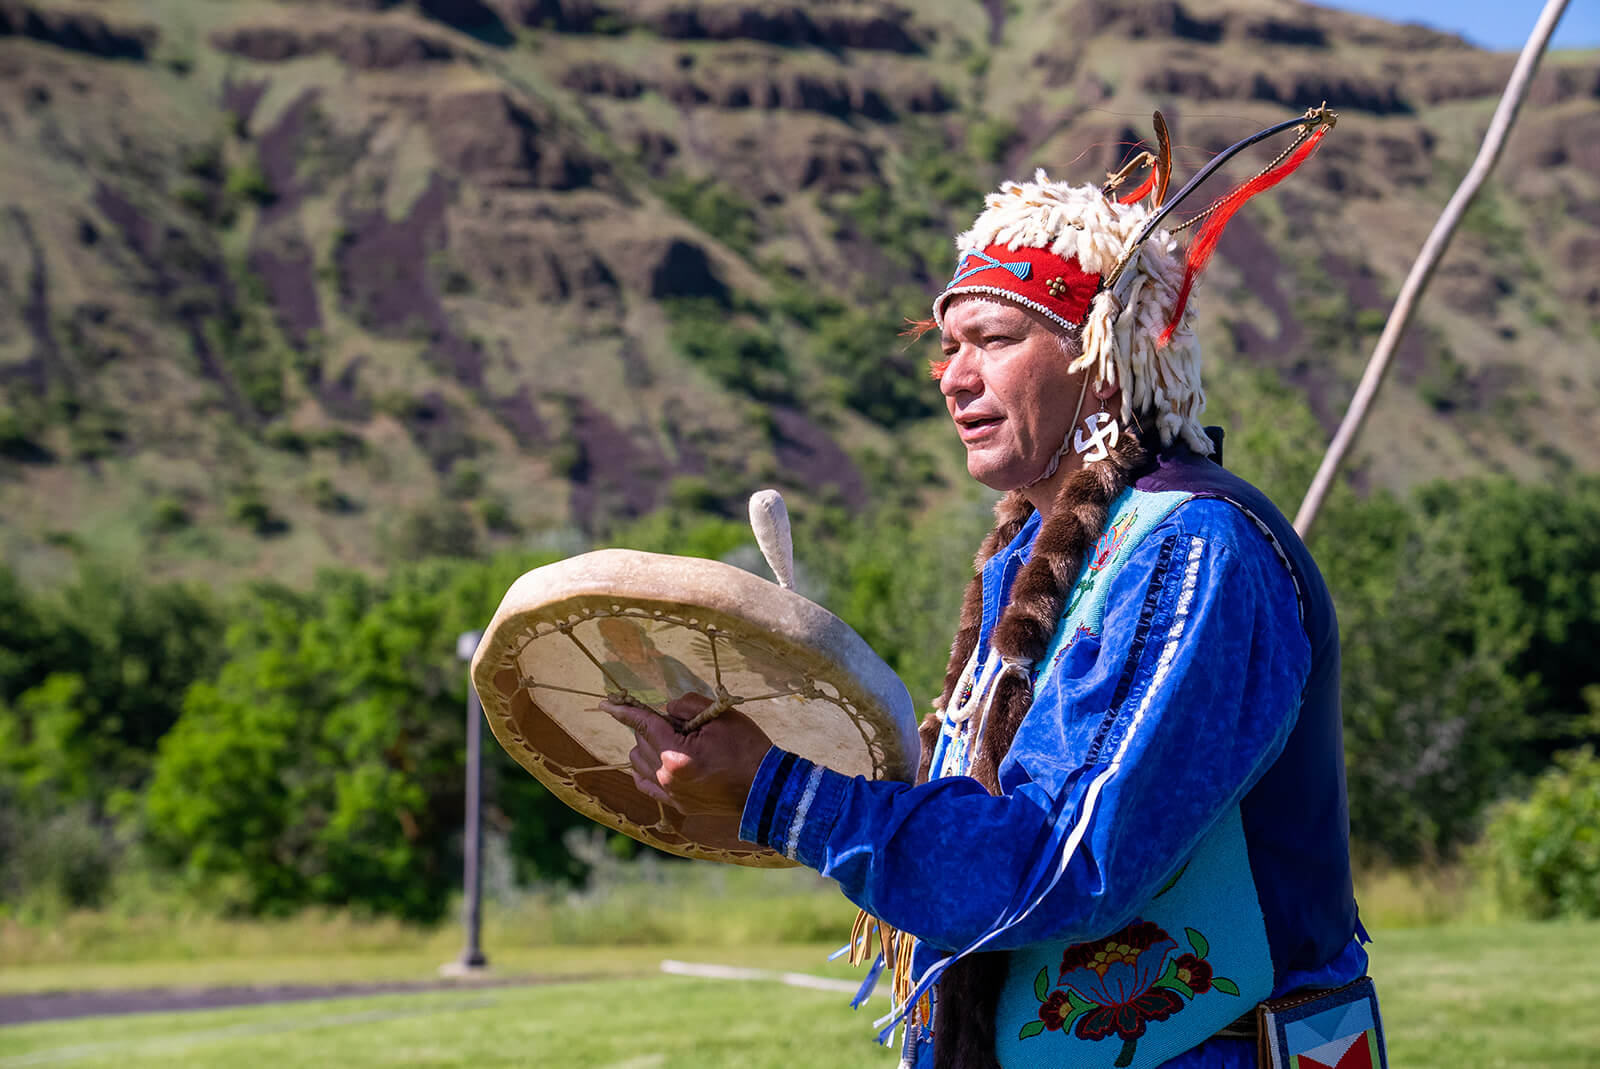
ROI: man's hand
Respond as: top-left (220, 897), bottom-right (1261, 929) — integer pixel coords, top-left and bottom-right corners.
top-left (601, 694), bottom-right (773, 818)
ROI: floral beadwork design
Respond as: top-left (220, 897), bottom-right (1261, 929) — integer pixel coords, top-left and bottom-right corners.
top-left (1019, 920), bottom-right (1240, 1067)
top-left (1090, 511), bottom-right (1139, 571)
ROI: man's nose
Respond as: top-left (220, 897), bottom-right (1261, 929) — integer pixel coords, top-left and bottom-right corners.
top-left (939, 345), bottom-right (983, 399)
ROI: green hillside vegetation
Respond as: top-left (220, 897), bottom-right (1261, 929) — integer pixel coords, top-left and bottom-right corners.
top-left (1, 0), bottom-right (1598, 585)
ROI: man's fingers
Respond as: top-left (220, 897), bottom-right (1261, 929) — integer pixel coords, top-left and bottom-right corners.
top-left (628, 747), bottom-right (680, 807)
top-left (600, 699), bottom-right (651, 730)
top-left (601, 700), bottom-right (678, 747)
top-left (630, 769), bottom-right (675, 806)
top-left (629, 749), bottom-right (675, 806)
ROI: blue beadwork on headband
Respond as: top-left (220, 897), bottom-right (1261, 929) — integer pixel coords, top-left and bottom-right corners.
top-left (946, 248), bottom-right (1031, 289)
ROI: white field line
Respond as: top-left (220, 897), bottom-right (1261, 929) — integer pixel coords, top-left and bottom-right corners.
top-left (658, 959), bottom-right (883, 998)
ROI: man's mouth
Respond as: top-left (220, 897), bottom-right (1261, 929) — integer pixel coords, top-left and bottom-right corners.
top-left (956, 414), bottom-right (1003, 442)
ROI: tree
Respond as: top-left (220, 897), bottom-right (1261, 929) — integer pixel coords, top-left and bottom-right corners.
top-left (1413, 477), bottom-right (1600, 763)
top-left (0, 564), bottom-right (219, 906)
top-left (1318, 491), bottom-right (1533, 859)
top-left (1481, 746), bottom-right (1600, 919)
top-left (140, 552), bottom-right (615, 918)
top-left (1315, 476), bottom-right (1600, 861)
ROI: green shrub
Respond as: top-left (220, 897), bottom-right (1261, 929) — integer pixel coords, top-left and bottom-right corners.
top-left (547, 437), bottom-right (586, 479)
top-left (813, 303), bottom-right (940, 427)
top-left (224, 159), bottom-right (275, 206)
top-left (1354, 307), bottom-right (1389, 334)
top-left (307, 427), bottom-right (367, 459)
top-left (659, 177), bottom-right (761, 255)
top-left (148, 495), bottom-right (191, 533)
top-left (264, 426), bottom-right (310, 454)
top-left (476, 496), bottom-right (519, 534)
top-left (665, 475), bottom-right (723, 515)
top-left (175, 183), bottom-right (212, 217)
top-left (142, 553), bottom-right (583, 919)
top-left (225, 486), bottom-right (288, 536)
top-left (385, 504), bottom-right (479, 561)
top-left (307, 476), bottom-right (356, 514)
top-left (65, 405), bottom-right (126, 461)
top-left (447, 463), bottom-right (484, 500)
top-left (664, 298), bottom-right (793, 402)
top-left (970, 118), bottom-right (1018, 164)
top-left (1481, 747), bottom-right (1600, 919)
top-left (202, 309), bottom-right (286, 420)
top-left (17, 807), bottom-right (119, 909)
top-left (0, 405), bottom-right (46, 461)
top-left (182, 141), bottom-right (223, 180)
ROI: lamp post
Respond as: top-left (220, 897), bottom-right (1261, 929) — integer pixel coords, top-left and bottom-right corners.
top-left (443, 628), bottom-right (489, 975)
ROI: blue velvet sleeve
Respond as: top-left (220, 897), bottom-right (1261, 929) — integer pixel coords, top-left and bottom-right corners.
top-left (738, 500), bottom-right (1312, 954)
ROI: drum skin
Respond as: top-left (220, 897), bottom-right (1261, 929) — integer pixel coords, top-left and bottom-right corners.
top-left (471, 549), bottom-right (919, 866)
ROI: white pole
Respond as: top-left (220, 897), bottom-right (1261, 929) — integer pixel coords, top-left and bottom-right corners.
top-left (1293, 0), bottom-right (1572, 538)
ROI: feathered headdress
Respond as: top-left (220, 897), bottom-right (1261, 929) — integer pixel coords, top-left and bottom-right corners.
top-left (931, 106), bottom-right (1337, 457)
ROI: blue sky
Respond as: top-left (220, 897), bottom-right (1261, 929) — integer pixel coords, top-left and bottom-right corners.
top-left (1312, 1), bottom-right (1599, 50)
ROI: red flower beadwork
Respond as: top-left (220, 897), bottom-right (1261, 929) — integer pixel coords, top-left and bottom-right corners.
top-left (1076, 987), bottom-right (1185, 1042)
top-left (1057, 921), bottom-right (1182, 1042)
top-left (1059, 920), bottom-right (1174, 976)
top-left (1173, 953), bottom-right (1213, 994)
top-left (1039, 991), bottom-right (1074, 1031)
top-left (1019, 918), bottom-right (1241, 1062)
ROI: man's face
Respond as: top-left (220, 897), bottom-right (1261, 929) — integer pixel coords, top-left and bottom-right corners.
top-left (938, 295), bottom-right (1080, 491)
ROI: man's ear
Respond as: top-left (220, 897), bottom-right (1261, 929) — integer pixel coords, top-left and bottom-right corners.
top-left (1091, 377), bottom-right (1118, 401)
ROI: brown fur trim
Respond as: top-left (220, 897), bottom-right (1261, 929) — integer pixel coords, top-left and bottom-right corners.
top-left (969, 443), bottom-right (1144, 789)
top-left (915, 712), bottom-right (943, 785)
top-left (920, 492), bottom-right (1036, 787)
top-left (920, 437), bottom-right (1150, 1069)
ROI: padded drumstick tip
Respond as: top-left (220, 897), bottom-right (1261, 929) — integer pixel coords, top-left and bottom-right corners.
top-left (747, 489), bottom-right (795, 590)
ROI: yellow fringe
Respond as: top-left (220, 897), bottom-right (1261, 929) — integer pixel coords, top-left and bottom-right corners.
top-left (848, 909), bottom-right (932, 1028)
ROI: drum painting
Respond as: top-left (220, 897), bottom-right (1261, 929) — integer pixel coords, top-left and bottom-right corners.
top-left (472, 549), bottom-right (919, 866)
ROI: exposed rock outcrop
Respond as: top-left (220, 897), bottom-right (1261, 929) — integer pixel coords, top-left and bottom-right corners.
top-left (773, 129), bottom-right (878, 193)
top-left (427, 89), bottom-right (598, 189)
top-left (209, 20), bottom-right (460, 69)
top-left (0, 1), bottom-right (158, 60)
top-left (600, 236), bottom-right (728, 302)
top-left (1071, 0), bottom-right (1223, 44)
top-left (638, 2), bottom-right (925, 53)
top-left (1143, 62), bottom-right (1412, 115)
top-left (561, 58), bottom-right (948, 119)
top-left (453, 227), bottom-right (621, 309)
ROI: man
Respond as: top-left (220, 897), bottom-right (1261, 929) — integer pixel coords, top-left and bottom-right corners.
top-left (606, 164), bottom-right (1368, 1068)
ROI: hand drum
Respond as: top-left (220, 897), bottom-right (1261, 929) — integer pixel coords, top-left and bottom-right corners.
top-left (471, 545), bottom-right (919, 866)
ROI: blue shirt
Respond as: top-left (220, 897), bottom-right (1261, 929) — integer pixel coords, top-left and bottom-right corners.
top-left (741, 453), bottom-right (1365, 1067)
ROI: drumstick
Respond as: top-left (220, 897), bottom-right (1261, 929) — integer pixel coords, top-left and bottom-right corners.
top-left (747, 489), bottom-right (795, 591)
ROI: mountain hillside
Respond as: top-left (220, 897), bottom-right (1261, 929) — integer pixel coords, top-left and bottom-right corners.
top-left (2, 0), bottom-right (1597, 584)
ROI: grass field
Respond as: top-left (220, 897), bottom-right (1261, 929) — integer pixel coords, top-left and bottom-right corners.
top-left (3, 921), bottom-right (1599, 1067)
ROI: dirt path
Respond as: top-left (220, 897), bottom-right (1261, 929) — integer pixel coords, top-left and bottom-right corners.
top-left (0, 974), bottom-right (603, 1027)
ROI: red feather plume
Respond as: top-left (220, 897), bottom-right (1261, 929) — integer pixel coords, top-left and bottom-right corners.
top-left (1158, 126), bottom-right (1330, 346)
top-left (1118, 169), bottom-right (1158, 205)
top-left (900, 316), bottom-right (947, 380)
